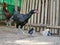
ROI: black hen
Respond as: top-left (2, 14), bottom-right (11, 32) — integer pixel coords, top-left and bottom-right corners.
top-left (12, 9), bottom-right (39, 28)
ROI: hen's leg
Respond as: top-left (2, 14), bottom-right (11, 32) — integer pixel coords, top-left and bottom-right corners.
top-left (20, 21), bottom-right (27, 29)
top-left (16, 23), bottom-right (19, 28)
top-left (6, 19), bottom-right (9, 26)
top-left (20, 25), bottom-right (23, 29)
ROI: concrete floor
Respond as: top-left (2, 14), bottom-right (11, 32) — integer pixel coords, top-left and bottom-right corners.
top-left (0, 26), bottom-right (60, 45)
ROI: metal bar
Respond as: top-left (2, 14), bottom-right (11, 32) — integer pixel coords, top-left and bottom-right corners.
top-left (15, 0), bottom-right (18, 11)
top-left (40, 0), bottom-right (45, 31)
top-left (50, 0), bottom-right (53, 26)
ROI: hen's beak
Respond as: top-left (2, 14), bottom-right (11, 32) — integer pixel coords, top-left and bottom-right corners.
top-left (34, 10), bottom-right (39, 13)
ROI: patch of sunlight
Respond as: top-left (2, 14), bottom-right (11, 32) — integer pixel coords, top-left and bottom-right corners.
top-left (6, 40), bottom-right (54, 45)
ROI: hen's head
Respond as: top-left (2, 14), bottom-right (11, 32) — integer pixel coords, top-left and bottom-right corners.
top-left (2, 2), bottom-right (7, 7)
top-left (29, 9), bottom-right (39, 14)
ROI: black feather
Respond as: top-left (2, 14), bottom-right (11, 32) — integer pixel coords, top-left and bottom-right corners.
top-left (12, 10), bottom-right (37, 28)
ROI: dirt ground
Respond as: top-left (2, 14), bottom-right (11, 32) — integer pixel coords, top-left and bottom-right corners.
top-left (0, 26), bottom-right (60, 45)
